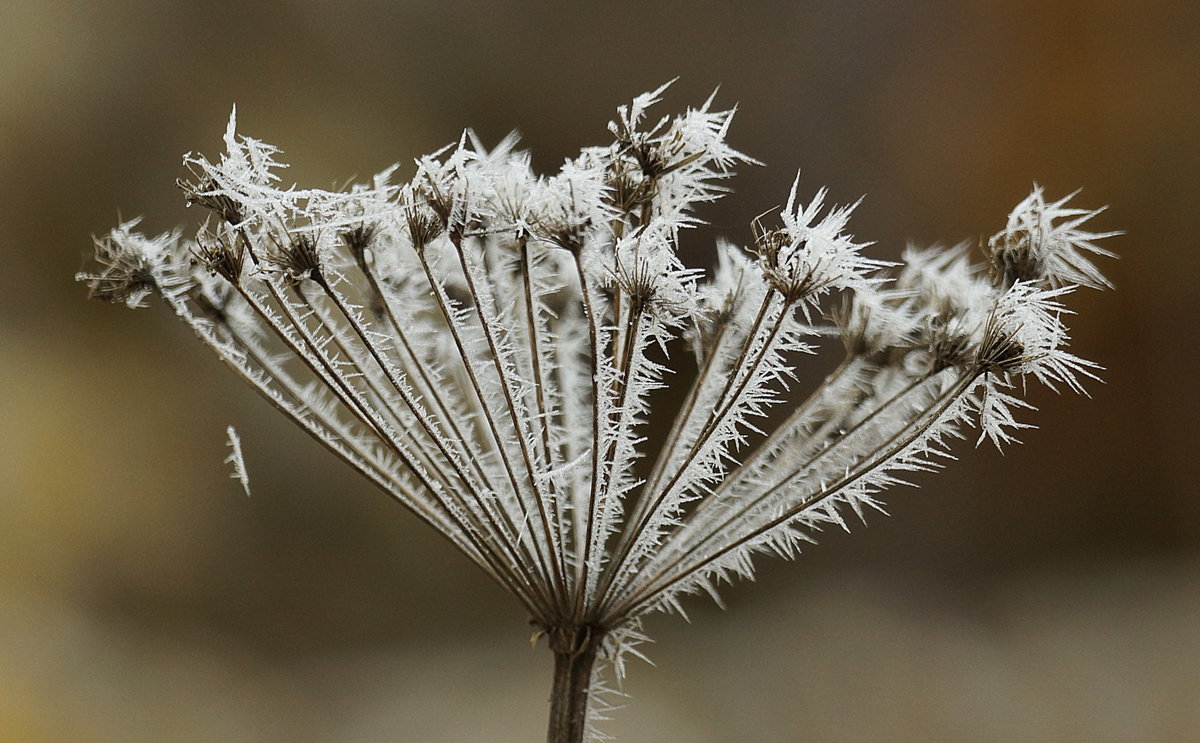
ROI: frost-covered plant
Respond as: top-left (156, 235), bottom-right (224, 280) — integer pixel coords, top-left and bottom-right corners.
top-left (79, 84), bottom-right (1114, 743)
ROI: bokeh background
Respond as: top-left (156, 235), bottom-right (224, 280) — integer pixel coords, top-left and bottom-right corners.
top-left (2, 1), bottom-right (1198, 741)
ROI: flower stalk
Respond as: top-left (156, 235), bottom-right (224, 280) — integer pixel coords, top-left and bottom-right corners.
top-left (545, 624), bottom-right (605, 743)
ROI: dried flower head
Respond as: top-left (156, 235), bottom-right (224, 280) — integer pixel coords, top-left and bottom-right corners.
top-left (79, 86), bottom-right (1114, 743)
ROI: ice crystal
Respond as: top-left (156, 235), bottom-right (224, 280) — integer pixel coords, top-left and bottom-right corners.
top-left (224, 425), bottom-right (250, 496)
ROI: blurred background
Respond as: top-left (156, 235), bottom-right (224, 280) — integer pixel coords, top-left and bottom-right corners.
top-left (2, 0), bottom-right (1197, 740)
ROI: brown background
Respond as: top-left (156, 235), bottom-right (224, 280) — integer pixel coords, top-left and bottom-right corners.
top-left (2, 1), bottom-right (1197, 740)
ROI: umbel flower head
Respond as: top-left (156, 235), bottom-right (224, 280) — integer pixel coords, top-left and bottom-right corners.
top-left (79, 84), bottom-right (1113, 742)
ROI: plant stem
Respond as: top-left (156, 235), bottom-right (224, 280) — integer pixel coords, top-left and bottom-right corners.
top-left (546, 625), bottom-right (603, 743)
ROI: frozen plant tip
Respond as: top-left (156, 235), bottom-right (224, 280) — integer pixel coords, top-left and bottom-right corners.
top-left (79, 85), bottom-right (1113, 743)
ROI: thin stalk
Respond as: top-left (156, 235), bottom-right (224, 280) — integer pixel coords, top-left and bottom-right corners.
top-left (451, 235), bottom-right (568, 607)
top-left (640, 313), bottom-right (735, 496)
top-left (520, 241), bottom-right (569, 589)
top-left (545, 625), bottom-right (604, 743)
top-left (620, 290), bottom-right (778, 540)
top-left (693, 355), bottom-right (865, 514)
top-left (296, 283), bottom-right (552, 599)
top-left (242, 281), bottom-right (542, 594)
top-left (358, 258), bottom-right (504, 499)
top-left (608, 373), bottom-right (978, 622)
top-left (595, 292), bottom-right (784, 611)
top-left (585, 299), bottom-right (647, 587)
top-left (414, 243), bottom-right (559, 614)
top-left (309, 277), bottom-right (508, 543)
top-left (629, 373), bottom-right (935, 601)
top-left (572, 252), bottom-right (606, 617)
top-left (175, 292), bottom-right (540, 615)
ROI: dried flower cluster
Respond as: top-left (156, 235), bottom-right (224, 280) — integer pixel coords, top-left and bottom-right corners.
top-left (79, 84), bottom-right (1114, 742)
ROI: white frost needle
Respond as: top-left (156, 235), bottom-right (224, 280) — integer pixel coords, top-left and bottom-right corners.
top-left (224, 425), bottom-right (250, 496)
top-left (79, 85), bottom-right (1114, 743)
